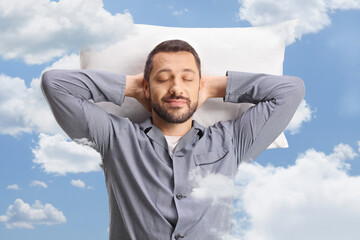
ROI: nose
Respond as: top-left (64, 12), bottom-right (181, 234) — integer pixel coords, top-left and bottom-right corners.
top-left (169, 78), bottom-right (183, 96)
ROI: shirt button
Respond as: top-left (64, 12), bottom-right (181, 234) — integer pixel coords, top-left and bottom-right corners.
top-left (176, 193), bottom-right (184, 200)
top-left (174, 233), bottom-right (184, 240)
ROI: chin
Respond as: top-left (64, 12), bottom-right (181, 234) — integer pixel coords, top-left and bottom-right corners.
top-left (152, 101), bottom-right (198, 124)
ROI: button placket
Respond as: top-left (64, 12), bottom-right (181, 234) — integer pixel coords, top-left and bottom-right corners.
top-left (176, 193), bottom-right (186, 200)
top-left (174, 233), bottom-right (184, 240)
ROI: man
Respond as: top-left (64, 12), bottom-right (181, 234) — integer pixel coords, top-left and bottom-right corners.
top-left (41, 40), bottom-right (305, 240)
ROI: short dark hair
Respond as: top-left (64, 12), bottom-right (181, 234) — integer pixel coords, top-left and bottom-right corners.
top-left (144, 39), bottom-right (201, 82)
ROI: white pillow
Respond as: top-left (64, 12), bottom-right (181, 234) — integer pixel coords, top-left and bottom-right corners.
top-left (80, 23), bottom-right (289, 149)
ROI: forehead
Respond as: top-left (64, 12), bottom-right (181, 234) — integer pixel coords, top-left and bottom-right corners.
top-left (152, 51), bottom-right (198, 75)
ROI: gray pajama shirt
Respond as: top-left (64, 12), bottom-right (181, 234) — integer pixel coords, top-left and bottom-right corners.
top-left (41, 69), bottom-right (304, 240)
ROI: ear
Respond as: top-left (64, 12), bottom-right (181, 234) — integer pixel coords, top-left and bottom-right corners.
top-left (197, 76), bottom-right (208, 110)
top-left (199, 76), bottom-right (207, 97)
top-left (199, 76), bottom-right (205, 91)
top-left (143, 79), bottom-right (150, 99)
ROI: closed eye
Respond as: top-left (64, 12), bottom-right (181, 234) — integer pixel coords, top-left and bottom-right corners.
top-left (157, 78), bottom-right (169, 82)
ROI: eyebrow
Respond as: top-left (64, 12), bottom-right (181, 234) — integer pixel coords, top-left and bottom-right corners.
top-left (155, 68), bottom-right (196, 76)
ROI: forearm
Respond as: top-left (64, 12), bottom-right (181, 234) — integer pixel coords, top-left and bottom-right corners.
top-left (125, 73), bottom-right (146, 98)
top-left (221, 71), bottom-right (305, 163)
top-left (224, 71), bottom-right (305, 105)
top-left (41, 69), bottom-right (126, 105)
top-left (205, 70), bottom-right (304, 105)
top-left (41, 69), bottom-right (126, 143)
top-left (206, 75), bottom-right (228, 98)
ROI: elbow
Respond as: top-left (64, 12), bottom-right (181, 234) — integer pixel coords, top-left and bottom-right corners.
top-left (287, 76), bottom-right (305, 103)
top-left (295, 76), bottom-right (305, 101)
top-left (40, 69), bottom-right (66, 96)
top-left (41, 70), bottom-right (56, 94)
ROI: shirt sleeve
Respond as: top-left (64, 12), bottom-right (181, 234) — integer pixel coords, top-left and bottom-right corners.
top-left (222, 71), bottom-right (305, 164)
top-left (40, 69), bottom-right (127, 155)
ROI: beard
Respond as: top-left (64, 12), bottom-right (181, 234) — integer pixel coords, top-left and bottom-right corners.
top-left (151, 95), bottom-right (198, 124)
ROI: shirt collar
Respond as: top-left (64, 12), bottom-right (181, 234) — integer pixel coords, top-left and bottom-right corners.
top-left (139, 117), bottom-right (205, 151)
top-left (139, 117), bottom-right (204, 132)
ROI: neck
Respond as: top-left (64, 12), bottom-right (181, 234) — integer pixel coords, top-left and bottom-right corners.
top-left (152, 114), bottom-right (193, 136)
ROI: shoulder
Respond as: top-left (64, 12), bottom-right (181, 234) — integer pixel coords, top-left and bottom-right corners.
top-left (199, 121), bottom-right (234, 148)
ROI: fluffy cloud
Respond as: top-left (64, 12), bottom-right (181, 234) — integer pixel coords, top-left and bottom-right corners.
top-left (0, 74), bottom-right (33, 135)
top-left (286, 99), bottom-right (313, 134)
top-left (43, 53), bottom-right (80, 72)
top-left (236, 143), bottom-right (360, 240)
top-left (71, 179), bottom-right (93, 189)
top-left (29, 180), bottom-right (48, 189)
top-left (70, 179), bottom-right (85, 188)
top-left (190, 142), bottom-right (360, 239)
top-left (0, 0), bottom-right (134, 64)
top-left (238, 0), bottom-right (360, 44)
top-left (173, 8), bottom-right (189, 16)
top-left (0, 73), bottom-right (62, 136)
top-left (6, 184), bottom-right (20, 190)
top-left (32, 133), bottom-right (102, 175)
top-left (0, 54), bottom-right (79, 137)
top-left (0, 199), bottom-right (66, 229)
top-left (190, 169), bottom-right (237, 202)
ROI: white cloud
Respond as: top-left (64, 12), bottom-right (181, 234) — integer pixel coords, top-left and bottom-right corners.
top-left (286, 99), bottom-right (313, 134)
top-left (235, 142), bottom-right (360, 240)
top-left (173, 8), bottom-right (189, 16)
top-left (6, 184), bottom-right (20, 190)
top-left (0, 0), bottom-right (134, 64)
top-left (0, 74), bottom-right (33, 136)
top-left (358, 141), bottom-right (360, 153)
top-left (0, 199), bottom-right (66, 229)
top-left (328, 0), bottom-right (360, 10)
top-left (70, 179), bottom-right (93, 189)
top-left (71, 179), bottom-right (85, 188)
top-left (43, 53), bottom-right (80, 72)
top-left (190, 142), bottom-right (360, 239)
top-left (29, 180), bottom-right (48, 189)
top-left (189, 169), bottom-right (237, 202)
top-left (32, 133), bottom-right (102, 175)
top-left (237, 0), bottom-right (360, 44)
top-left (0, 73), bottom-right (63, 136)
top-left (0, 54), bottom-right (79, 137)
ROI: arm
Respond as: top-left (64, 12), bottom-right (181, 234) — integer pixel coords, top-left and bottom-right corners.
top-left (202, 71), bottom-right (305, 164)
top-left (41, 69), bottom-right (146, 154)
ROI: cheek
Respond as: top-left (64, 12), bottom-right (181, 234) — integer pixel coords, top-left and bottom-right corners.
top-left (189, 84), bottom-right (200, 99)
top-left (150, 87), bottom-right (166, 101)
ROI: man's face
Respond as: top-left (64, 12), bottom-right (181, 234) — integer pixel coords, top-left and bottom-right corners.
top-left (145, 51), bottom-right (200, 124)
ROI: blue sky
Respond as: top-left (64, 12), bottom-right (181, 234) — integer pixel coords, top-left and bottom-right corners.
top-left (1, 0), bottom-right (360, 239)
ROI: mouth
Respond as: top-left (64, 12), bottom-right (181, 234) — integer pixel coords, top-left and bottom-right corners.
top-left (165, 99), bottom-right (187, 107)
top-left (162, 96), bottom-right (190, 108)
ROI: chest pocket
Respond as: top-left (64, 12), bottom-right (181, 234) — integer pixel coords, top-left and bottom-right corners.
top-left (194, 146), bottom-right (229, 166)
